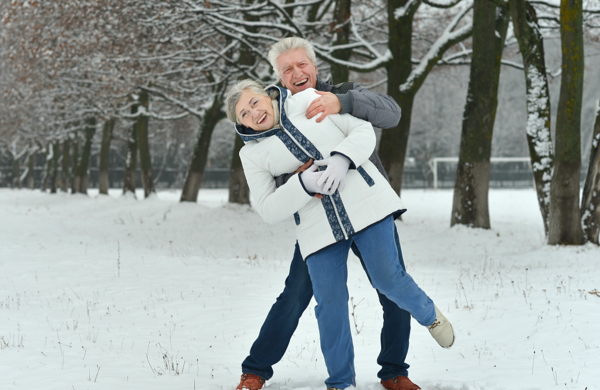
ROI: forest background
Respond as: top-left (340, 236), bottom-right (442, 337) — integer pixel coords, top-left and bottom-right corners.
top-left (1, 0), bottom-right (600, 245)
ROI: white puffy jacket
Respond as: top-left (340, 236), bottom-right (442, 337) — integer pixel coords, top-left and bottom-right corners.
top-left (237, 86), bottom-right (406, 259)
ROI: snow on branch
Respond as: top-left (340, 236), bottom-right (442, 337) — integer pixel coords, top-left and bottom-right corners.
top-left (440, 49), bottom-right (472, 63)
top-left (530, 0), bottom-right (600, 13)
top-left (401, 1), bottom-right (473, 93)
top-left (266, 0), bottom-right (305, 37)
top-left (205, 8), bottom-right (298, 35)
top-left (313, 17), bottom-right (392, 72)
top-left (212, 25), bottom-right (272, 64)
top-left (395, 0), bottom-right (421, 19)
top-left (422, 0), bottom-right (465, 9)
top-left (119, 104), bottom-right (189, 121)
top-left (279, 0), bottom-right (324, 9)
top-left (501, 59), bottom-right (525, 70)
top-left (141, 86), bottom-right (206, 118)
top-left (207, 16), bottom-right (281, 45)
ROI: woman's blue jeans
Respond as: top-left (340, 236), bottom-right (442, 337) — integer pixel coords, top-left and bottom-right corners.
top-left (305, 216), bottom-right (435, 389)
top-left (241, 220), bottom-right (420, 382)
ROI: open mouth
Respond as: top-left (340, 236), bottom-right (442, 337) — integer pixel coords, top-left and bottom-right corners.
top-left (294, 78), bottom-right (308, 87)
top-left (257, 113), bottom-right (267, 125)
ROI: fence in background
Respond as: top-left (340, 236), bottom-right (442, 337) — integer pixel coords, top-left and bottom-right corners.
top-left (2, 159), bottom-right (543, 190)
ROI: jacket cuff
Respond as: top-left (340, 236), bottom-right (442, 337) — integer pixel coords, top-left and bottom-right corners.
top-left (330, 151), bottom-right (357, 170)
top-left (336, 93), bottom-right (354, 115)
top-left (298, 172), bottom-right (318, 197)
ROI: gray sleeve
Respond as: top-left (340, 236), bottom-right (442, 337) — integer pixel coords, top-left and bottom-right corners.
top-left (345, 83), bottom-right (401, 129)
top-left (274, 172), bottom-right (294, 188)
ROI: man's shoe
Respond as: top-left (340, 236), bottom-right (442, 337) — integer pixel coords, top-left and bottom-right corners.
top-left (381, 376), bottom-right (421, 390)
top-left (236, 373), bottom-right (266, 390)
top-left (427, 304), bottom-right (455, 348)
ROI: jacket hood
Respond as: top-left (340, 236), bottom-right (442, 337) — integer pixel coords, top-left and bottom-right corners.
top-left (234, 85), bottom-right (288, 143)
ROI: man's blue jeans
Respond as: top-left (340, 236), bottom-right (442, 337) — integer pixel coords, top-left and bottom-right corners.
top-left (241, 220), bottom-right (415, 381)
top-left (305, 216), bottom-right (435, 389)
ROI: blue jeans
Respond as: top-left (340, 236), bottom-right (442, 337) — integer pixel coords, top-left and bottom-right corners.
top-left (242, 221), bottom-right (415, 381)
top-left (305, 217), bottom-right (435, 388)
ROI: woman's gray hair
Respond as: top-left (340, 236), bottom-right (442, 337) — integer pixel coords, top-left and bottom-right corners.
top-left (225, 79), bottom-right (268, 123)
top-left (268, 37), bottom-right (317, 78)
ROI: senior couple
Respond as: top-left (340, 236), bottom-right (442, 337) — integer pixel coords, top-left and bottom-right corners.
top-left (226, 37), bottom-right (455, 390)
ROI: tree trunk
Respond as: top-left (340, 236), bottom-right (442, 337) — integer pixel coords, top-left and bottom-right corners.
top-left (137, 91), bottom-right (156, 198)
top-left (73, 117), bottom-right (96, 194)
top-left (181, 90), bottom-right (226, 202)
top-left (123, 110), bottom-right (138, 197)
top-left (40, 147), bottom-right (50, 192)
top-left (10, 152), bottom-right (20, 188)
top-left (61, 140), bottom-right (70, 192)
top-left (451, 1), bottom-right (509, 228)
top-left (379, 0), bottom-right (418, 195)
top-left (509, 0), bottom-right (554, 235)
top-left (229, 136), bottom-right (251, 204)
top-left (548, 0), bottom-right (585, 245)
top-left (49, 142), bottom-right (59, 194)
top-left (71, 133), bottom-right (80, 194)
top-left (330, 0), bottom-right (351, 83)
top-left (99, 118), bottom-right (115, 195)
top-left (25, 150), bottom-right (35, 189)
top-left (581, 101), bottom-right (600, 244)
top-left (228, 3), bottom-right (257, 205)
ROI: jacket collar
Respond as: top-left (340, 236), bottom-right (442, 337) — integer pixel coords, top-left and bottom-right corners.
top-left (315, 76), bottom-right (333, 92)
top-left (234, 85), bottom-right (288, 143)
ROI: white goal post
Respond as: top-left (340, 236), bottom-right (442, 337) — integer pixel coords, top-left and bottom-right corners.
top-left (428, 157), bottom-right (532, 190)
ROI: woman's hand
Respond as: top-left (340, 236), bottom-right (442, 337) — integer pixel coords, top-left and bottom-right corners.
top-left (315, 154), bottom-right (351, 195)
top-left (299, 164), bottom-right (324, 199)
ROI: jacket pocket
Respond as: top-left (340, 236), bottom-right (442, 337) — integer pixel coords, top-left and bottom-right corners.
top-left (294, 212), bottom-right (301, 225)
top-left (357, 167), bottom-right (375, 187)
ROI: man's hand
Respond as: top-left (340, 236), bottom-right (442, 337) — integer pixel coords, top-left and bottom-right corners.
top-left (306, 91), bottom-right (342, 123)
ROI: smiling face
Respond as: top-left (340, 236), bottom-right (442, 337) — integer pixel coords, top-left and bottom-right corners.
top-left (235, 89), bottom-right (275, 131)
top-left (276, 48), bottom-right (318, 95)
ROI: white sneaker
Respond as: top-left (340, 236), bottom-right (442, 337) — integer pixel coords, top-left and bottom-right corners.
top-left (427, 304), bottom-right (455, 348)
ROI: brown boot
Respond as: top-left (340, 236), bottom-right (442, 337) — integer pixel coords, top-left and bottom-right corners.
top-left (236, 373), bottom-right (266, 390)
top-left (381, 376), bottom-right (421, 390)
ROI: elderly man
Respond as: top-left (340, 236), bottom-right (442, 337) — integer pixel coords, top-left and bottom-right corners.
top-left (236, 37), bottom-right (421, 390)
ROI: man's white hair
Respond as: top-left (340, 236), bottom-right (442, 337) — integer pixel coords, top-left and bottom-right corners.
top-left (225, 79), bottom-right (267, 123)
top-left (268, 37), bottom-right (317, 78)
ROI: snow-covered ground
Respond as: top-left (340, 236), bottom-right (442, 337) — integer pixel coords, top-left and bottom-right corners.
top-left (1, 188), bottom-right (599, 390)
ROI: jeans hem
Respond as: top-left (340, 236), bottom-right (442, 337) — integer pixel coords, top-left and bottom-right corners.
top-left (379, 370), bottom-right (410, 381)
top-left (241, 369), bottom-right (272, 381)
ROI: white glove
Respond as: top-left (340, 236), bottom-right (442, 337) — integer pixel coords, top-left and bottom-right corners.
top-left (299, 164), bottom-right (324, 196)
top-left (314, 154), bottom-right (351, 195)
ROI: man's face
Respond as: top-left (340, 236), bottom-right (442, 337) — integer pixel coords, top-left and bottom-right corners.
top-left (276, 48), bottom-right (318, 95)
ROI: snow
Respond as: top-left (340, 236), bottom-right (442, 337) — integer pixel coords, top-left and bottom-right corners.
top-left (1, 188), bottom-right (600, 390)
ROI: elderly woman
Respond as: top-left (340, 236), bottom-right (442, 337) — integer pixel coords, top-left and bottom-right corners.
top-left (226, 79), bottom-right (453, 390)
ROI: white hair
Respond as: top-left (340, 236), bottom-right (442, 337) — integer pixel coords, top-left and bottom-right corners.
top-left (268, 37), bottom-right (317, 78)
top-left (225, 79), bottom-right (268, 123)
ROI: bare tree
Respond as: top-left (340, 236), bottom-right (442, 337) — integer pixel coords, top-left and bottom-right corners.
top-left (451, 0), bottom-right (509, 228)
top-left (581, 100), bottom-right (600, 244)
top-left (509, 0), bottom-right (554, 235)
top-left (548, 0), bottom-right (585, 245)
top-left (98, 118), bottom-right (116, 195)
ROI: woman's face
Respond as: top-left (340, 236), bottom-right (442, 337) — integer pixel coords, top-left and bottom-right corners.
top-left (235, 89), bottom-right (275, 131)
